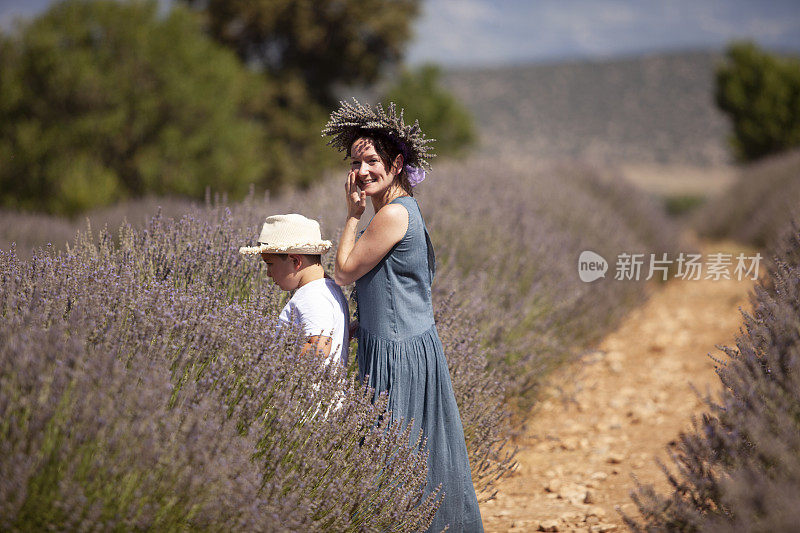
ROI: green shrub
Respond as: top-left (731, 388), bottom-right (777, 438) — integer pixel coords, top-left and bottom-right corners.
top-left (715, 41), bottom-right (800, 162)
top-left (664, 194), bottom-right (706, 218)
top-left (0, 0), bottom-right (330, 216)
top-left (383, 64), bottom-right (476, 156)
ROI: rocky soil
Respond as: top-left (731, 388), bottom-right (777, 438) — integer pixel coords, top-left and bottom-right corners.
top-left (480, 239), bottom-right (757, 532)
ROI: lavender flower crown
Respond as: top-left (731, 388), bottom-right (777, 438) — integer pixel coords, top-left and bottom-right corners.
top-left (321, 99), bottom-right (435, 186)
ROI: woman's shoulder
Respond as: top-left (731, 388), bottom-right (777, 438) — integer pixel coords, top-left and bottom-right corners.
top-left (373, 202), bottom-right (409, 227)
top-left (387, 196), bottom-right (422, 221)
top-left (363, 202), bottom-right (409, 246)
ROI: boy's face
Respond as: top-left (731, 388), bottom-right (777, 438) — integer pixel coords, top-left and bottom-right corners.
top-left (261, 253), bottom-right (299, 291)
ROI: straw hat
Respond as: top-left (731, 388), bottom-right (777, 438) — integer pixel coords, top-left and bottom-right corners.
top-left (239, 214), bottom-right (332, 255)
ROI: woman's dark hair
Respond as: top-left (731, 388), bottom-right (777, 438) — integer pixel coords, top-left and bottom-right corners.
top-left (350, 131), bottom-right (413, 196)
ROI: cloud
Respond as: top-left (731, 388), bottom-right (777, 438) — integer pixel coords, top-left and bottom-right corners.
top-left (406, 0), bottom-right (800, 66)
top-left (410, 0), bottom-right (506, 63)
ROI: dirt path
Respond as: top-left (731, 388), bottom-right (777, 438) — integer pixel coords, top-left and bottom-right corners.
top-left (480, 239), bottom-right (757, 532)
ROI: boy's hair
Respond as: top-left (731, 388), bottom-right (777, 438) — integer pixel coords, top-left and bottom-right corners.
top-left (274, 253), bottom-right (322, 266)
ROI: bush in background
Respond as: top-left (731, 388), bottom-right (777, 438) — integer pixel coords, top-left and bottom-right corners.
top-left (0, 194), bottom-right (200, 259)
top-left (0, 0), bottom-right (331, 215)
top-left (715, 41), bottom-right (800, 162)
top-left (383, 64), bottom-right (477, 156)
top-left (419, 158), bottom-right (684, 407)
top-left (625, 218), bottom-right (800, 532)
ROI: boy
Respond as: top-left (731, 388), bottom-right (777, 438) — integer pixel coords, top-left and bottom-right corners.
top-left (240, 214), bottom-right (349, 367)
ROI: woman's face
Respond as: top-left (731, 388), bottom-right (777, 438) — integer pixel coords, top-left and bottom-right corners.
top-left (349, 137), bottom-right (401, 197)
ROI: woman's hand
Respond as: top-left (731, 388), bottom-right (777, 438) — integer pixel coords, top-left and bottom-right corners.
top-left (346, 169), bottom-right (366, 219)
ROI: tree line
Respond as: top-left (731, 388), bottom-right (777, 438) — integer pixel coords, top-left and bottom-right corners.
top-left (0, 1), bottom-right (797, 215)
top-left (0, 0), bottom-right (474, 215)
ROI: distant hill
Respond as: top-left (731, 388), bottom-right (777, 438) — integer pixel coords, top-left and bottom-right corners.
top-left (440, 50), bottom-right (731, 166)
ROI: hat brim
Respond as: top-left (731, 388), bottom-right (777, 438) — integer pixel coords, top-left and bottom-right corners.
top-left (239, 241), bottom-right (332, 255)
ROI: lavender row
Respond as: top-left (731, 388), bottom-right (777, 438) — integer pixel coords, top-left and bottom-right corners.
top-left (693, 149), bottom-right (800, 249)
top-left (625, 220), bottom-right (800, 531)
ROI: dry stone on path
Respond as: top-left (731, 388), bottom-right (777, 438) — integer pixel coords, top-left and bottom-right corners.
top-left (480, 240), bottom-right (757, 533)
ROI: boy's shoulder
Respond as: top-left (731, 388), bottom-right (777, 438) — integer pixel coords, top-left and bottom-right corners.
top-left (320, 278), bottom-right (347, 306)
top-left (322, 277), bottom-right (345, 295)
top-left (293, 278), bottom-right (344, 304)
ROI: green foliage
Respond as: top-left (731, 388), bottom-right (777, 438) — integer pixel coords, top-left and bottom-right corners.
top-left (383, 64), bottom-right (476, 157)
top-left (715, 41), bottom-right (800, 162)
top-left (182, 0), bottom-right (421, 108)
top-left (0, 0), bottom-right (331, 215)
top-left (663, 194), bottom-right (706, 217)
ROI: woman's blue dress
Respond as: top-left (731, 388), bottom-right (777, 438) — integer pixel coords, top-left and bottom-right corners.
top-left (355, 196), bottom-right (484, 532)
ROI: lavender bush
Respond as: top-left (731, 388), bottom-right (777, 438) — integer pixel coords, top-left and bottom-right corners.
top-left (419, 157), bottom-right (684, 407)
top-left (0, 317), bottom-right (267, 531)
top-left (624, 218), bottom-right (800, 532)
top-left (0, 194), bottom-right (199, 259)
top-left (1, 210), bottom-right (440, 531)
top-left (693, 149), bottom-right (800, 249)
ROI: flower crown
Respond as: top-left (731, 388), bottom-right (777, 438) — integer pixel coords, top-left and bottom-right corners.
top-left (321, 99), bottom-right (435, 186)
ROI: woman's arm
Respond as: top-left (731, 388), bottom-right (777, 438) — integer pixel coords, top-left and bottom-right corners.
top-left (334, 172), bottom-right (408, 286)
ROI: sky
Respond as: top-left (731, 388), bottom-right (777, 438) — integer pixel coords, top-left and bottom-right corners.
top-left (1, 0), bottom-right (799, 67)
top-left (406, 0), bottom-right (800, 66)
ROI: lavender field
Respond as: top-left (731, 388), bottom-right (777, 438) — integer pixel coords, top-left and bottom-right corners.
top-left (626, 218), bottom-right (800, 532)
top-left (6, 48), bottom-right (799, 531)
top-left (0, 145), bottom-right (685, 529)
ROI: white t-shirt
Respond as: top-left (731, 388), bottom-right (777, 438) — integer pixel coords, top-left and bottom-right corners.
top-left (278, 277), bottom-right (350, 367)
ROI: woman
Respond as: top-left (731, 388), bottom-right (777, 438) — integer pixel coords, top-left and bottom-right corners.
top-left (325, 100), bottom-right (483, 533)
